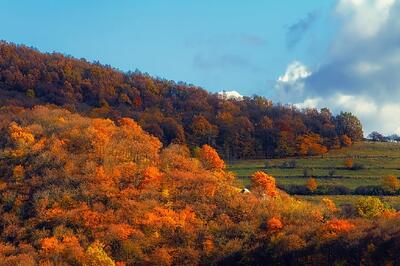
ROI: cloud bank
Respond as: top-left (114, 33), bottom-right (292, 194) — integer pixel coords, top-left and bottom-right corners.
top-left (276, 0), bottom-right (400, 135)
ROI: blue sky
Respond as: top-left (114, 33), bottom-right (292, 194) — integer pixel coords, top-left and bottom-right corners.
top-left (2, 0), bottom-right (400, 135)
top-left (1, 0), bottom-right (335, 97)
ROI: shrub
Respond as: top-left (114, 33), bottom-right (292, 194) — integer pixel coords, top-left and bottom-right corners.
top-left (328, 168), bottom-right (336, 177)
top-left (322, 198), bottom-right (338, 213)
top-left (251, 171), bottom-right (277, 197)
top-left (381, 175), bottom-right (400, 193)
top-left (351, 163), bottom-right (365, 170)
top-left (354, 186), bottom-right (385, 195)
top-left (267, 217), bottom-right (283, 231)
top-left (344, 158), bottom-right (353, 169)
top-left (306, 178), bottom-right (318, 192)
top-left (317, 185), bottom-right (351, 195)
top-left (355, 197), bottom-right (392, 218)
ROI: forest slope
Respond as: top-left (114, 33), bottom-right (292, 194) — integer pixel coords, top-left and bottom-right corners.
top-left (0, 42), bottom-right (363, 159)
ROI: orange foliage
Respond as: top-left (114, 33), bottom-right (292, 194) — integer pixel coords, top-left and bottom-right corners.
top-left (199, 144), bottom-right (225, 171)
top-left (311, 211), bottom-right (324, 222)
top-left (340, 134), bottom-right (352, 147)
top-left (297, 133), bottom-right (328, 156)
top-left (140, 166), bottom-right (163, 188)
top-left (107, 224), bottom-right (135, 241)
top-left (149, 247), bottom-right (173, 266)
top-left (12, 165), bottom-right (25, 181)
top-left (267, 217), bottom-right (283, 231)
top-left (306, 178), bottom-right (318, 192)
top-left (40, 235), bottom-right (84, 263)
top-left (381, 175), bottom-right (400, 193)
top-left (40, 237), bottom-right (61, 255)
top-left (142, 207), bottom-right (198, 231)
top-left (203, 238), bottom-right (214, 254)
top-left (325, 219), bottom-right (355, 235)
top-left (0, 105), bottom-right (396, 264)
top-left (344, 158), bottom-right (353, 169)
top-left (251, 171), bottom-right (277, 197)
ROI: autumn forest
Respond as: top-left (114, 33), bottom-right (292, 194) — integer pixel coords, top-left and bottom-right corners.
top-left (0, 42), bottom-right (400, 265)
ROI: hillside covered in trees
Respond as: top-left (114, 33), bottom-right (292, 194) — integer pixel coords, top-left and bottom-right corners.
top-left (0, 42), bottom-right (363, 159)
top-left (0, 105), bottom-right (400, 265)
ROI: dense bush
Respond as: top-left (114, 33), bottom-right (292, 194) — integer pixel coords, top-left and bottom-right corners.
top-left (354, 186), bottom-right (386, 195)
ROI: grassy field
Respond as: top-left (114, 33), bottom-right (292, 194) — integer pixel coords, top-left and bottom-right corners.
top-left (228, 141), bottom-right (400, 188)
top-left (228, 141), bottom-right (400, 208)
top-left (295, 195), bottom-right (400, 210)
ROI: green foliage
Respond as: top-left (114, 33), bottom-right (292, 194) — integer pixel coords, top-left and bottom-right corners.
top-left (25, 89), bottom-right (35, 98)
top-left (335, 112), bottom-right (364, 141)
top-left (355, 197), bottom-right (392, 218)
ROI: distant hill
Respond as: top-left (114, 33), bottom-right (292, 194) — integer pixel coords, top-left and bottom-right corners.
top-left (0, 41), bottom-right (363, 159)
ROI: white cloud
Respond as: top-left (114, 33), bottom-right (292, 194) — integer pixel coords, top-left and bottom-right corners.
top-left (276, 61), bottom-right (311, 102)
top-left (275, 0), bottom-right (400, 135)
top-left (277, 61), bottom-right (311, 84)
top-left (334, 94), bottom-right (377, 115)
top-left (352, 61), bottom-right (382, 75)
top-left (336, 0), bottom-right (395, 39)
top-left (294, 97), bottom-right (322, 109)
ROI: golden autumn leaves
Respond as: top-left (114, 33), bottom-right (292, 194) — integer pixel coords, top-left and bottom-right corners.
top-left (1, 105), bottom-right (400, 265)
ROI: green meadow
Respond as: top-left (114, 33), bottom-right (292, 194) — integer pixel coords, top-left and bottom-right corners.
top-left (228, 141), bottom-right (400, 208)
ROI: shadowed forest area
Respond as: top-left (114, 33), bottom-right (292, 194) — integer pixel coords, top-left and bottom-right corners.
top-left (0, 42), bottom-right (363, 160)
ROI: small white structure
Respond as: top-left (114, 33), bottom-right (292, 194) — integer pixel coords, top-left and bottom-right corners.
top-left (218, 90), bottom-right (243, 100)
top-left (241, 188), bottom-right (251, 194)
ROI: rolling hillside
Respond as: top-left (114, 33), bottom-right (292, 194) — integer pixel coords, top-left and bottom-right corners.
top-left (229, 141), bottom-right (400, 188)
top-left (229, 141), bottom-right (400, 208)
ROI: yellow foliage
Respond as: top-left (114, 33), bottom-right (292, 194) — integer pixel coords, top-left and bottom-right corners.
top-left (322, 198), bottom-right (338, 213)
top-left (84, 241), bottom-right (115, 266)
top-left (9, 123), bottom-right (35, 147)
top-left (12, 165), bottom-right (25, 181)
top-left (381, 175), bottom-right (400, 193)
